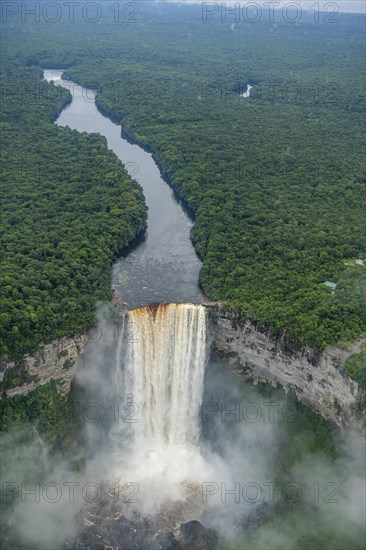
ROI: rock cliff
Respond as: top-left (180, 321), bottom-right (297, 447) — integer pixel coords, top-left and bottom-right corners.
top-left (206, 305), bottom-right (365, 427)
top-left (0, 333), bottom-right (88, 398)
top-left (1, 305), bottom-right (364, 428)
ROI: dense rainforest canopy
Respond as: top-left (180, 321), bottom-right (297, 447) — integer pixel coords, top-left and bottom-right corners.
top-left (1, 1), bottom-right (365, 362)
top-left (0, 56), bottom-right (147, 359)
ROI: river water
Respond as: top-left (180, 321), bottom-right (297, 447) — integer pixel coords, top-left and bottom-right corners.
top-left (44, 69), bottom-right (203, 308)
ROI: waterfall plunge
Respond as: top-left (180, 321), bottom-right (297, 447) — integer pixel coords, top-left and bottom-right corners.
top-left (110, 304), bottom-right (221, 513)
top-left (126, 304), bottom-right (207, 446)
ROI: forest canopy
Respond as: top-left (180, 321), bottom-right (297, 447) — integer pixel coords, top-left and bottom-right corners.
top-left (0, 61), bottom-right (147, 359)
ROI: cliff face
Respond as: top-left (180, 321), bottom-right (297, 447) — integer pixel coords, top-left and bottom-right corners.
top-left (207, 307), bottom-right (365, 427)
top-left (1, 306), bottom-right (364, 427)
top-left (0, 333), bottom-right (88, 398)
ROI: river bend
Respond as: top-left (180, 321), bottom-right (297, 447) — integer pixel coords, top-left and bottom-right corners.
top-left (44, 69), bottom-right (203, 308)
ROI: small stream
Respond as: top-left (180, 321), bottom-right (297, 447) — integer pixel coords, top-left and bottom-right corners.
top-left (241, 83), bottom-right (253, 98)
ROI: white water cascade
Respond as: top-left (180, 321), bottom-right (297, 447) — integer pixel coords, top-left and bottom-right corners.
top-left (115, 304), bottom-right (207, 447)
top-left (110, 303), bottom-right (219, 513)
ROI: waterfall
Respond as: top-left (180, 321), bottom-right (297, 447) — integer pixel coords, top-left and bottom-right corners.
top-left (118, 303), bottom-right (207, 449)
top-left (106, 304), bottom-right (216, 513)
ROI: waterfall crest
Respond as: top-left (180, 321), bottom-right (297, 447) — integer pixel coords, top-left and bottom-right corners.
top-left (119, 303), bottom-right (207, 449)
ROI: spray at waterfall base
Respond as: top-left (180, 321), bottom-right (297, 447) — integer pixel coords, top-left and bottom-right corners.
top-left (97, 303), bottom-right (229, 518)
top-left (75, 304), bottom-right (348, 524)
top-left (4, 304), bottom-right (365, 548)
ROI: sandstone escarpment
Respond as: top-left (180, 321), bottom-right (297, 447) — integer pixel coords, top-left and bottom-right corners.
top-left (0, 333), bottom-right (88, 398)
top-left (206, 305), bottom-right (365, 427)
